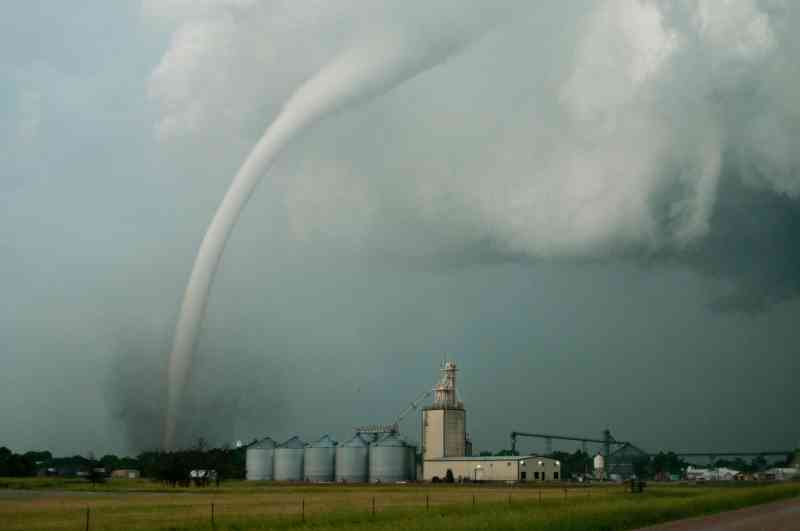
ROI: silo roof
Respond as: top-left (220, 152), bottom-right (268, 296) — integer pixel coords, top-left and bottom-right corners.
top-left (250, 436), bottom-right (276, 449)
top-left (308, 434), bottom-right (337, 447)
top-left (342, 433), bottom-right (370, 448)
top-left (279, 436), bottom-right (307, 449)
top-left (371, 433), bottom-right (407, 447)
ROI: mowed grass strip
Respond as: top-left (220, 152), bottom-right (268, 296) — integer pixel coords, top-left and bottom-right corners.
top-left (0, 482), bottom-right (797, 531)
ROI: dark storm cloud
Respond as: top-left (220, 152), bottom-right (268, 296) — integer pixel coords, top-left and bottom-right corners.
top-left (2, 1), bottom-right (799, 457)
top-left (108, 321), bottom-right (289, 452)
top-left (107, 328), bottom-right (168, 452)
top-left (676, 173), bottom-right (800, 312)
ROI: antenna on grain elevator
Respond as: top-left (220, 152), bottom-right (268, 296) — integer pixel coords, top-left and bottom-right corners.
top-left (434, 360), bottom-right (460, 408)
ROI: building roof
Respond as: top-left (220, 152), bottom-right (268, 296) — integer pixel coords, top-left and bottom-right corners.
top-left (307, 434), bottom-right (337, 448)
top-left (278, 436), bottom-right (306, 449)
top-left (424, 455), bottom-right (557, 463)
top-left (249, 437), bottom-right (276, 449)
top-left (609, 443), bottom-right (648, 460)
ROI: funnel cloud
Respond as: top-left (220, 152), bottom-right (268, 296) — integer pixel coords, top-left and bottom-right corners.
top-left (161, 3), bottom-right (511, 448)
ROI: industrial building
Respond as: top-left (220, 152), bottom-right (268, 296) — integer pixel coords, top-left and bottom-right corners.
top-left (422, 361), bottom-right (468, 459)
top-left (245, 360), bottom-right (560, 483)
top-left (424, 455), bottom-right (561, 482)
top-left (420, 361), bottom-right (559, 481)
top-left (605, 443), bottom-right (649, 480)
top-left (686, 466), bottom-right (741, 481)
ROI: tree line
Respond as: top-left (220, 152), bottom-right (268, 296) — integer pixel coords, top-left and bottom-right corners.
top-left (0, 439), bottom-right (247, 485)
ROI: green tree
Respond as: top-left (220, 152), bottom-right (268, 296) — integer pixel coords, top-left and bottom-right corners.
top-left (650, 452), bottom-right (687, 477)
top-left (751, 455), bottom-right (768, 472)
top-left (100, 454), bottom-right (120, 472)
top-left (0, 447), bottom-right (37, 477)
top-left (23, 450), bottom-right (52, 464)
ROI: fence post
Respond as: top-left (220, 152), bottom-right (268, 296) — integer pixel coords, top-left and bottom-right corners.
top-left (539, 488), bottom-right (542, 502)
top-left (472, 494), bottom-right (475, 506)
top-left (564, 488), bottom-right (567, 499)
top-left (211, 502), bottom-right (215, 528)
top-left (372, 496), bottom-right (375, 517)
top-left (508, 493), bottom-right (511, 505)
top-left (85, 507), bottom-right (90, 531)
top-left (426, 494), bottom-right (429, 511)
top-left (302, 498), bottom-right (305, 523)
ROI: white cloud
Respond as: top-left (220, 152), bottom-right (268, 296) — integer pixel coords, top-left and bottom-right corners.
top-left (147, 0), bottom-right (800, 261)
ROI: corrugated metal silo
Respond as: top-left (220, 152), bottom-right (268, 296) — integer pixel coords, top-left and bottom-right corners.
top-left (246, 437), bottom-right (276, 480)
top-left (405, 445), bottom-right (417, 481)
top-left (304, 434), bottom-right (337, 482)
top-left (335, 433), bottom-right (370, 483)
top-left (273, 436), bottom-right (306, 481)
top-left (369, 433), bottom-right (409, 483)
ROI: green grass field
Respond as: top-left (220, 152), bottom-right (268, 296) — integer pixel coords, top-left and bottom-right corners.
top-left (1, 479), bottom-right (798, 531)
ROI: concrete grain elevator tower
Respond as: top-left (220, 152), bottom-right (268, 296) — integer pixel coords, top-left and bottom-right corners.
top-left (422, 361), bottom-right (467, 459)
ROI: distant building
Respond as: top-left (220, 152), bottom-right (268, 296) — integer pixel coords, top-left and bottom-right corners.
top-left (421, 361), bottom-right (469, 480)
top-left (420, 361), bottom-right (561, 482)
top-left (424, 455), bottom-right (561, 482)
top-left (189, 469), bottom-right (218, 486)
top-left (686, 466), bottom-right (740, 481)
top-left (763, 468), bottom-right (799, 481)
top-left (606, 443), bottom-right (649, 479)
top-left (111, 469), bottom-right (140, 479)
top-left (422, 361), bottom-right (467, 460)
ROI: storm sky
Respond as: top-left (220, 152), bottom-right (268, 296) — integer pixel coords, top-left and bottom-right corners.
top-left (1, 1), bottom-right (798, 457)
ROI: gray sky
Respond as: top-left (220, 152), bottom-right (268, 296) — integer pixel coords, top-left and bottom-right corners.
top-left (1, 1), bottom-right (798, 457)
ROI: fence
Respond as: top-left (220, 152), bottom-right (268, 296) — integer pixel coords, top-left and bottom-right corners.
top-left (65, 486), bottom-right (612, 530)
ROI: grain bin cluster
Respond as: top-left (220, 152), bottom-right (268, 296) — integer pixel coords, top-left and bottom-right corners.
top-left (246, 432), bottom-right (417, 483)
top-left (245, 361), bottom-right (562, 483)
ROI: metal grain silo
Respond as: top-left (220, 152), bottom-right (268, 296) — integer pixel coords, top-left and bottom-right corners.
top-left (273, 436), bottom-right (306, 481)
top-left (405, 445), bottom-right (417, 481)
top-left (304, 434), bottom-right (337, 482)
top-left (369, 433), bottom-right (409, 483)
top-left (335, 433), bottom-right (370, 483)
top-left (246, 437), bottom-right (276, 480)
top-left (361, 432), bottom-right (379, 444)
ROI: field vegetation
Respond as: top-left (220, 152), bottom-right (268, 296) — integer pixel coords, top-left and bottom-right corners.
top-left (0, 479), bottom-right (797, 531)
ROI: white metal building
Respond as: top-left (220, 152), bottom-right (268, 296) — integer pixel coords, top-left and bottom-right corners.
top-left (686, 466), bottom-right (740, 481)
top-left (423, 455), bottom-right (561, 482)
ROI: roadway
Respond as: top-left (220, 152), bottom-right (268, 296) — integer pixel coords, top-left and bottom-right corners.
top-left (637, 497), bottom-right (800, 530)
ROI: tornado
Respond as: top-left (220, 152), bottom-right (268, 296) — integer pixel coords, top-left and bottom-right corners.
top-left (163, 19), bottom-right (503, 449)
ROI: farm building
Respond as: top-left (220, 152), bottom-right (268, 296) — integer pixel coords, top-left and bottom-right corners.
top-left (110, 469), bottom-right (140, 479)
top-left (423, 455), bottom-right (561, 482)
